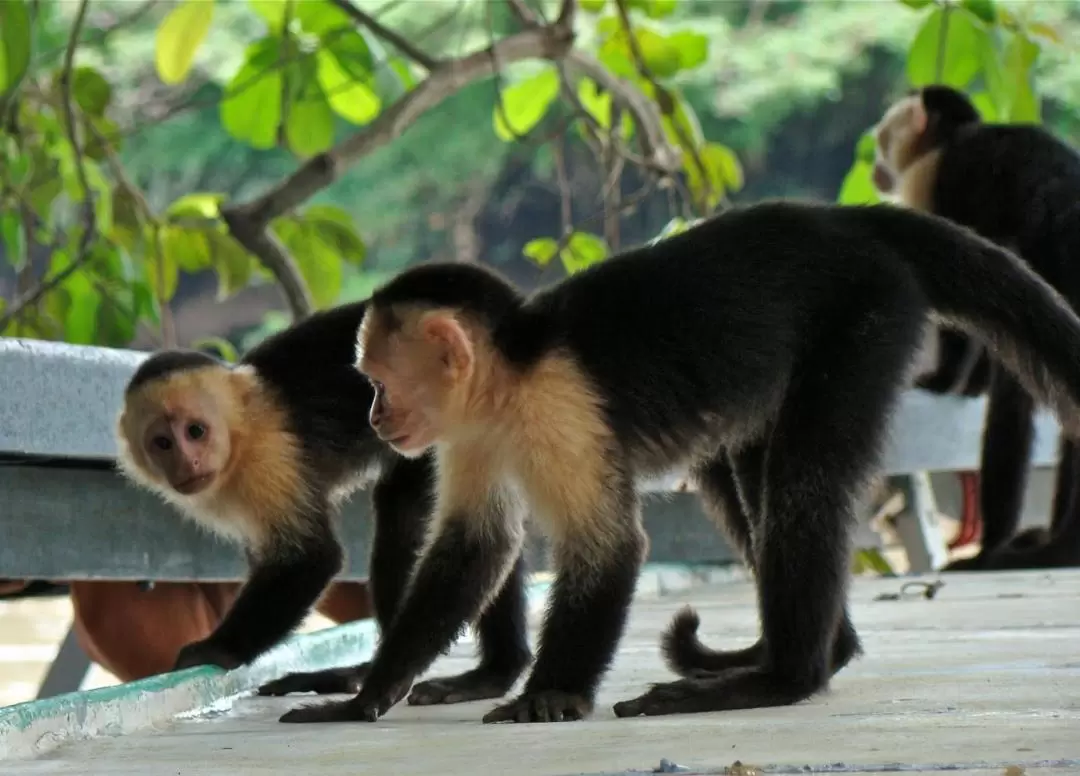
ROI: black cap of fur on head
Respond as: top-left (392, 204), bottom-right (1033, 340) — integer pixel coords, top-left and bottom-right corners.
top-left (126, 349), bottom-right (224, 395)
top-left (920, 85), bottom-right (982, 136)
top-left (369, 262), bottom-right (525, 329)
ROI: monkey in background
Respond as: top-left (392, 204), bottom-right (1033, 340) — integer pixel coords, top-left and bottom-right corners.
top-left (873, 84), bottom-right (1080, 571)
top-left (114, 300), bottom-right (531, 706)
top-left (275, 199), bottom-right (1080, 725)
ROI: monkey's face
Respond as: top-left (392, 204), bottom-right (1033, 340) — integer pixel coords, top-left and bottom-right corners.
top-left (117, 374), bottom-right (234, 498)
top-left (871, 96), bottom-right (927, 194)
top-left (358, 308), bottom-right (476, 457)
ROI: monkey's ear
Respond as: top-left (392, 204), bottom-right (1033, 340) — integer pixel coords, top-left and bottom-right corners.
top-left (421, 313), bottom-right (474, 379)
top-left (911, 95), bottom-right (928, 134)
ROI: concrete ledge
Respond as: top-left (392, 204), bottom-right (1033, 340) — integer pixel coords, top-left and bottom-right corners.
top-left (0, 565), bottom-right (730, 762)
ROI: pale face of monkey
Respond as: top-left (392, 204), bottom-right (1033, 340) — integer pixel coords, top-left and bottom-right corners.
top-left (872, 95), bottom-right (928, 196)
top-left (118, 374), bottom-right (235, 498)
top-left (357, 308), bottom-right (476, 458)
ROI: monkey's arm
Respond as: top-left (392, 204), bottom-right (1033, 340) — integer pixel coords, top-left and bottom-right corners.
top-left (174, 512), bottom-right (342, 672)
top-left (278, 507), bottom-right (522, 723)
top-left (257, 456), bottom-right (432, 696)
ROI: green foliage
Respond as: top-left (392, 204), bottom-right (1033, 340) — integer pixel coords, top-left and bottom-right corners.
top-left (492, 66), bottom-right (561, 142)
top-left (154, 0), bottom-right (215, 85)
top-left (522, 231), bottom-right (609, 275)
top-left (0, 0), bottom-right (32, 97)
top-left (837, 0), bottom-right (1054, 206)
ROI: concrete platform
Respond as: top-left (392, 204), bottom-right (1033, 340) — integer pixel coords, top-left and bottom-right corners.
top-left (8, 570), bottom-right (1080, 776)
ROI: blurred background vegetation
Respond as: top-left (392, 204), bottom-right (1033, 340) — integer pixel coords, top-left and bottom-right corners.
top-left (1, 0), bottom-right (1077, 357)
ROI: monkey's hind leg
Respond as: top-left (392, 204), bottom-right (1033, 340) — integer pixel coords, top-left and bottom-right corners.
top-left (408, 552), bottom-right (532, 705)
top-left (615, 291), bottom-right (921, 718)
top-left (665, 447), bottom-right (862, 680)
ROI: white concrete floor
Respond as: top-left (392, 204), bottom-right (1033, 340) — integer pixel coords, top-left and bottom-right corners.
top-left (7, 570), bottom-right (1079, 776)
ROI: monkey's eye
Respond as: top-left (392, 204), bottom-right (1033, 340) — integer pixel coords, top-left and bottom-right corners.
top-left (152, 436), bottom-right (172, 451)
top-left (186, 423), bottom-right (206, 441)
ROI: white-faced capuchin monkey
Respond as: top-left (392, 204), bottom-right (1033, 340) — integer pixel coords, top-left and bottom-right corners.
top-left (274, 198), bottom-right (1080, 725)
top-left (873, 84), bottom-right (1080, 571)
top-left (114, 300), bottom-right (531, 705)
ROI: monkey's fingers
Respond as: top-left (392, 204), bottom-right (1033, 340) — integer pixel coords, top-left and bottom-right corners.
top-left (407, 666), bottom-right (516, 706)
top-left (613, 678), bottom-right (723, 718)
top-left (481, 690), bottom-right (591, 724)
top-left (257, 664), bottom-right (370, 697)
top-left (278, 697), bottom-right (380, 724)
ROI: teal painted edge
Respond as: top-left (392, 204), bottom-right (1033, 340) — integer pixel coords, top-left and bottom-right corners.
top-left (0, 564), bottom-right (733, 761)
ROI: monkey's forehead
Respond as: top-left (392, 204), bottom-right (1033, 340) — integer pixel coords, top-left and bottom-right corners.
top-left (126, 350), bottom-right (224, 395)
top-left (124, 368), bottom-right (226, 413)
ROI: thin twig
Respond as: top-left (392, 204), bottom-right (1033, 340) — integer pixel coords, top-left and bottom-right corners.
top-left (552, 137), bottom-right (573, 239)
top-left (0, 0), bottom-right (96, 331)
top-left (329, 0), bottom-right (440, 71)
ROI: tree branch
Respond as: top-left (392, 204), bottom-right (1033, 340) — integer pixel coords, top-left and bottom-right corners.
top-left (0, 0), bottom-right (95, 332)
top-left (328, 0), bottom-right (440, 71)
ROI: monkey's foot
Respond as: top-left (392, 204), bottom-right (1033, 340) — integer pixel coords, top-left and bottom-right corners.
top-left (173, 639), bottom-right (243, 672)
top-left (257, 663), bottom-right (370, 696)
top-left (278, 680), bottom-right (411, 724)
top-left (408, 665), bottom-right (517, 706)
top-left (613, 668), bottom-right (819, 718)
top-left (482, 690), bottom-right (592, 724)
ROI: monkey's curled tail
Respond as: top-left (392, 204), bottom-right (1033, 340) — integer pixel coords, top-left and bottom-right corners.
top-left (868, 205), bottom-right (1080, 436)
top-left (661, 606), bottom-right (726, 677)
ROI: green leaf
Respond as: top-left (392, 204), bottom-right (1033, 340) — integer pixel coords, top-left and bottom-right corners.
top-left (283, 56), bottom-right (335, 158)
top-left (162, 225), bottom-right (213, 273)
top-left (561, 232), bottom-right (608, 274)
top-left (272, 218), bottom-right (343, 307)
top-left (0, 0), bottom-right (32, 97)
top-left (1004, 32), bottom-right (1041, 123)
top-left (641, 0), bottom-right (678, 18)
top-left (523, 237), bottom-right (559, 267)
top-left (597, 44), bottom-right (637, 79)
top-left (166, 192), bottom-right (225, 221)
top-left (72, 66), bottom-right (112, 117)
top-left (666, 31), bottom-right (709, 71)
top-left (898, 0), bottom-right (933, 8)
top-left (577, 78), bottom-right (612, 130)
top-left (969, 90), bottom-right (998, 121)
top-left (147, 231), bottom-right (180, 302)
top-left (155, 0), bottom-right (215, 85)
top-left (855, 130), bottom-right (877, 163)
top-left (580, 0), bottom-right (607, 11)
top-left (387, 57), bottom-right (418, 92)
top-left (205, 229), bottom-right (255, 299)
top-left (633, 28), bottom-right (683, 78)
top-left (316, 43), bottom-right (380, 125)
top-left (837, 161), bottom-right (881, 206)
top-left (294, 0), bottom-right (353, 36)
top-left (221, 38), bottom-right (283, 149)
top-left (248, 0), bottom-right (287, 31)
top-left (647, 216), bottom-right (697, 246)
top-left (192, 336), bottom-right (239, 363)
top-left (907, 6), bottom-right (987, 89)
top-left (960, 0), bottom-right (995, 24)
top-left (301, 204), bottom-right (366, 266)
top-left (702, 142), bottom-right (743, 193)
top-left (1027, 22), bottom-right (1062, 45)
top-left (1, 210), bottom-right (27, 272)
top-left (493, 66), bottom-right (560, 142)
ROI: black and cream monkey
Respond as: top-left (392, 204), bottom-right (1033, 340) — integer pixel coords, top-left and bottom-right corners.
top-left (873, 84), bottom-right (1080, 571)
top-left (272, 198), bottom-right (1080, 725)
top-left (114, 300), bottom-right (531, 705)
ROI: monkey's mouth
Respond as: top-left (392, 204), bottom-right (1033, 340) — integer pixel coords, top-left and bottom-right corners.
top-left (174, 473), bottom-right (215, 495)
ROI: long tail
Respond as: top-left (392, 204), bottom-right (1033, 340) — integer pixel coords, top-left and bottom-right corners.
top-left (864, 204), bottom-right (1080, 436)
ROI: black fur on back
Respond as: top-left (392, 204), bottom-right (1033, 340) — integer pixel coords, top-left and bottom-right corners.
top-left (126, 349), bottom-right (223, 395)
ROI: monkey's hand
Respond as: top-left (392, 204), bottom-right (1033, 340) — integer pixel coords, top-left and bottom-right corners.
top-left (173, 639), bottom-right (244, 672)
top-left (408, 665), bottom-right (518, 706)
top-left (257, 663), bottom-right (370, 697)
top-left (482, 690), bottom-right (592, 724)
top-left (278, 678), bottom-right (412, 724)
